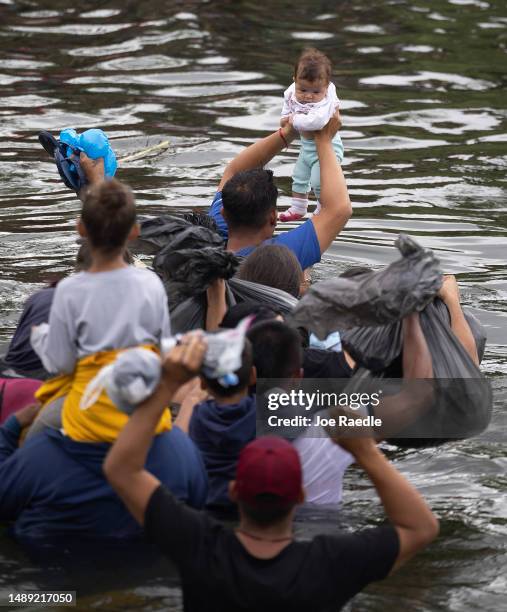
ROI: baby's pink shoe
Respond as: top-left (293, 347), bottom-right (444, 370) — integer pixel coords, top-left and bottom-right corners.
top-left (279, 209), bottom-right (305, 222)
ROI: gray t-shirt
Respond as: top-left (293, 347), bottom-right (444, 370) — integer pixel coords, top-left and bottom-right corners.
top-left (32, 267), bottom-right (170, 374)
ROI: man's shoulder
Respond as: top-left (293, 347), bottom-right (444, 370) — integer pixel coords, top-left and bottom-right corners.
top-left (272, 218), bottom-right (318, 246)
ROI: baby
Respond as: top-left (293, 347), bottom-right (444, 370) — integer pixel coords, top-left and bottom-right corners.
top-left (279, 48), bottom-right (344, 221)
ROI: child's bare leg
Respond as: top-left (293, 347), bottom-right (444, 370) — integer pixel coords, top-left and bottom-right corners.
top-left (279, 191), bottom-right (309, 222)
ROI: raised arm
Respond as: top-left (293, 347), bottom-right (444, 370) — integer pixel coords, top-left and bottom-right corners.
top-left (438, 275), bottom-right (479, 366)
top-left (310, 112), bottom-right (352, 254)
top-left (402, 312), bottom-right (434, 379)
top-left (218, 124), bottom-right (297, 191)
top-left (206, 278), bottom-right (227, 331)
top-left (103, 334), bottom-right (207, 525)
top-left (335, 436), bottom-right (439, 572)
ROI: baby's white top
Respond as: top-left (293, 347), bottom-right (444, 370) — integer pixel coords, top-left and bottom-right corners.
top-left (281, 82), bottom-right (340, 132)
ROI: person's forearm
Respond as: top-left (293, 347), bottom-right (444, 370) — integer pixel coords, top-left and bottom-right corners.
top-left (317, 139), bottom-right (350, 215)
top-left (218, 126), bottom-right (296, 190)
top-left (206, 284), bottom-right (227, 331)
top-left (402, 314), bottom-right (433, 379)
top-left (447, 302), bottom-right (479, 365)
top-left (356, 445), bottom-right (438, 541)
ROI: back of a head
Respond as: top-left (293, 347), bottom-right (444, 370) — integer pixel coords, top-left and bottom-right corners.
top-left (81, 179), bottom-right (136, 253)
top-left (237, 244), bottom-right (302, 298)
top-left (202, 338), bottom-right (253, 399)
top-left (236, 436), bottom-right (302, 526)
top-left (294, 47), bottom-right (332, 82)
top-left (220, 301), bottom-right (281, 330)
top-left (247, 320), bottom-right (302, 380)
top-left (221, 168), bottom-right (278, 231)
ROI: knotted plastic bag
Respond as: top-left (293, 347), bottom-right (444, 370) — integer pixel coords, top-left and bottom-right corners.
top-left (80, 318), bottom-right (252, 414)
top-left (289, 234), bottom-right (442, 338)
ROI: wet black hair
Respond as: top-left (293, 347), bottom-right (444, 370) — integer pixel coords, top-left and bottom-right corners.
top-left (238, 244), bottom-right (303, 298)
top-left (247, 320), bottom-right (303, 379)
top-left (221, 168), bottom-right (278, 231)
top-left (201, 339), bottom-right (254, 398)
top-left (81, 179), bottom-right (136, 253)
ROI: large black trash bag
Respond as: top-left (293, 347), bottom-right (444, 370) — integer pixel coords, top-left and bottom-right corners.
top-left (387, 301), bottom-right (491, 447)
top-left (340, 300), bottom-right (491, 447)
top-left (170, 278), bottom-right (298, 334)
top-left (342, 298), bottom-right (487, 372)
top-left (156, 246), bottom-right (239, 299)
top-left (130, 214), bottom-right (299, 332)
top-left (132, 215), bottom-right (224, 255)
top-left (133, 214), bottom-right (239, 299)
top-left (289, 234), bottom-right (442, 338)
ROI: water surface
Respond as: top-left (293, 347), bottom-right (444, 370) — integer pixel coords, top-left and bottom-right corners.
top-left (0, 0), bottom-right (506, 610)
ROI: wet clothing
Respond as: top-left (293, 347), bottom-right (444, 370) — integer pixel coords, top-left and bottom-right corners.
top-left (303, 348), bottom-right (353, 379)
top-left (145, 484), bottom-right (400, 612)
top-left (0, 378), bottom-right (42, 425)
top-left (208, 192), bottom-right (321, 270)
top-left (189, 395), bottom-right (256, 508)
top-left (0, 418), bottom-right (207, 539)
top-left (4, 286), bottom-right (55, 376)
top-left (35, 348), bottom-right (171, 443)
top-left (31, 267), bottom-right (170, 375)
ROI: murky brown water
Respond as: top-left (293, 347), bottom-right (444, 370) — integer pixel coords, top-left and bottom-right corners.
top-left (0, 0), bottom-right (506, 610)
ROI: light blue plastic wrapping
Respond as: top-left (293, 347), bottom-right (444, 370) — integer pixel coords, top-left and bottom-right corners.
top-left (59, 128), bottom-right (117, 178)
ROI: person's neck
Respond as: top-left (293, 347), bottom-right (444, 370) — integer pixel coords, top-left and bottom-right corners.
top-left (235, 516), bottom-right (294, 558)
top-left (227, 225), bottom-right (273, 253)
top-left (213, 388), bottom-right (249, 405)
top-left (87, 249), bottom-right (128, 273)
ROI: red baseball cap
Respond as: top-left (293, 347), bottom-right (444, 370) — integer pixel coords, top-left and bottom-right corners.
top-left (235, 436), bottom-right (302, 505)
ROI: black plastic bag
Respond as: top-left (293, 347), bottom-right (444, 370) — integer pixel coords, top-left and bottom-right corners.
top-left (342, 298), bottom-right (486, 372)
top-left (131, 214), bottom-right (298, 332)
top-left (156, 246), bottom-right (239, 300)
top-left (289, 234), bottom-right (442, 338)
top-left (133, 215), bottom-right (224, 255)
top-left (170, 278), bottom-right (298, 334)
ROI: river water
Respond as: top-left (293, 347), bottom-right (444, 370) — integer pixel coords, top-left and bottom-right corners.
top-left (0, 0), bottom-right (506, 610)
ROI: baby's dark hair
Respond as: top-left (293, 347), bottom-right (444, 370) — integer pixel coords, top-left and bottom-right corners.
top-left (81, 179), bottom-right (136, 253)
top-left (294, 47), bottom-right (332, 82)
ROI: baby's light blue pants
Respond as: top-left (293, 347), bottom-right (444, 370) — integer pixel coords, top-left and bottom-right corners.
top-left (292, 134), bottom-right (344, 198)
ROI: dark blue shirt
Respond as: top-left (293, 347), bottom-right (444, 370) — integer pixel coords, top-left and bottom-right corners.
top-left (209, 192), bottom-right (321, 269)
top-left (0, 418), bottom-right (207, 539)
top-left (5, 287), bottom-right (55, 373)
top-left (189, 395), bottom-right (256, 508)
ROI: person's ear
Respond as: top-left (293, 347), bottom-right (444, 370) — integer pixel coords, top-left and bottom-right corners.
top-left (221, 206), bottom-right (228, 222)
top-left (77, 218), bottom-right (87, 238)
top-left (296, 367), bottom-right (304, 379)
top-left (269, 209), bottom-right (277, 227)
top-left (228, 480), bottom-right (239, 502)
top-left (199, 376), bottom-right (207, 391)
top-left (249, 365), bottom-right (257, 386)
top-left (128, 222), bottom-right (140, 242)
top-left (297, 487), bottom-right (305, 504)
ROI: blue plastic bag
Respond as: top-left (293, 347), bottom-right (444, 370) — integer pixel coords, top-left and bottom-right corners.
top-left (59, 128), bottom-right (117, 177)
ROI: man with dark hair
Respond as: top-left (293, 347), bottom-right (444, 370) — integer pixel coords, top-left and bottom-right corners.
top-left (104, 334), bottom-right (439, 612)
top-left (209, 114), bottom-right (351, 269)
top-left (247, 320), bottom-right (303, 379)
